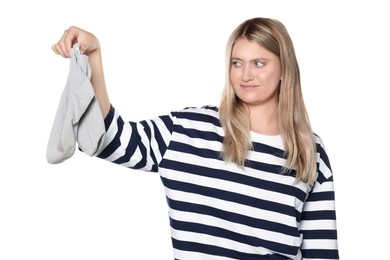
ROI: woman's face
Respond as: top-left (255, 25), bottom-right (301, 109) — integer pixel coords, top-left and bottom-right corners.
top-left (230, 37), bottom-right (282, 109)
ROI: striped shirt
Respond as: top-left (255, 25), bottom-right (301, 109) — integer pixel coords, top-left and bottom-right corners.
top-left (97, 104), bottom-right (339, 260)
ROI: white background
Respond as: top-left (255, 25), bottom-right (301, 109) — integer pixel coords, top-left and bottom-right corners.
top-left (0, 0), bottom-right (389, 259)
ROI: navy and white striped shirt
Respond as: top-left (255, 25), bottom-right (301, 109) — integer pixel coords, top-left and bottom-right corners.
top-left (97, 104), bottom-right (339, 260)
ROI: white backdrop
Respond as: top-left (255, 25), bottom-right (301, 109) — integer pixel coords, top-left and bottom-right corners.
top-left (0, 0), bottom-right (389, 259)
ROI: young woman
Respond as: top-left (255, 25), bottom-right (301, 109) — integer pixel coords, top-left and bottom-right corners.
top-left (52, 17), bottom-right (339, 259)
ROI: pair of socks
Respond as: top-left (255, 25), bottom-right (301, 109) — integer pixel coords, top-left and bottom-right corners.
top-left (46, 43), bottom-right (105, 164)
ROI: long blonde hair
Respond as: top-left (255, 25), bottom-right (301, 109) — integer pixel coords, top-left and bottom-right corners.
top-left (219, 17), bottom-right (317, 186)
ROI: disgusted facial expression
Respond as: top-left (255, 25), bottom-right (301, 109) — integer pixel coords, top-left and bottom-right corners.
top-left (230, 37), bottom-right (282, 109)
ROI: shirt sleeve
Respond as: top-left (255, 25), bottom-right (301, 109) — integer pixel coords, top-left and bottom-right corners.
top-left (96, 104), bottom-right (174, 172)
top-left (300, 136), bottom-right (339, 259)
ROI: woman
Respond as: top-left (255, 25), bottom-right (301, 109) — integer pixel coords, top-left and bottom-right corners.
top-left (52, 17), bottom-right (339, 259)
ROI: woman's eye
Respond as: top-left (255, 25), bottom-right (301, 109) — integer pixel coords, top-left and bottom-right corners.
top-left (232, 60), bottom-right (241, 67)
top-left (255, 61), bottom-right (264, 67)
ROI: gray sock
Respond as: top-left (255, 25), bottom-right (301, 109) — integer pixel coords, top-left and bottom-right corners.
top-left (46, 44), bottom-right (105, 164)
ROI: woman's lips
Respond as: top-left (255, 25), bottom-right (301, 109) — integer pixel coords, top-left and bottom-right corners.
top-left (240, 84), bottom-right (258, 89)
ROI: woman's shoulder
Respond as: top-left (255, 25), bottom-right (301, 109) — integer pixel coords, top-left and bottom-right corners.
top-left (171, 105), bottom-right (220, 125)
top-left (174, 105), bottom-right (219, 116)
top-left (313, 132), bottom-right (327, 148)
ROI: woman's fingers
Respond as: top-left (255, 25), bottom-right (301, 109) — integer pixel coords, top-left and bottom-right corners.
top-left (52, 26), bottom-right (86, 58)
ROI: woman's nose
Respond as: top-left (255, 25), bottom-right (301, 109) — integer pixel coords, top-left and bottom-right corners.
top-left (242, 66), bottom-right (254, 81)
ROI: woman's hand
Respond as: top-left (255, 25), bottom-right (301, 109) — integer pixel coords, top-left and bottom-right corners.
top-left (52, 26), bottom-right (100, 58)
top-left (52, 26), bottom-right (110, 117)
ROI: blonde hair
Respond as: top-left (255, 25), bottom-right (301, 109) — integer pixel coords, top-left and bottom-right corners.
top-left (219, 17), bottom-right (317, 186)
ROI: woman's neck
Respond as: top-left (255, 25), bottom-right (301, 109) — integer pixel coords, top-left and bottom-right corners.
top-left (249, 104), bottom-right (279, 135)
